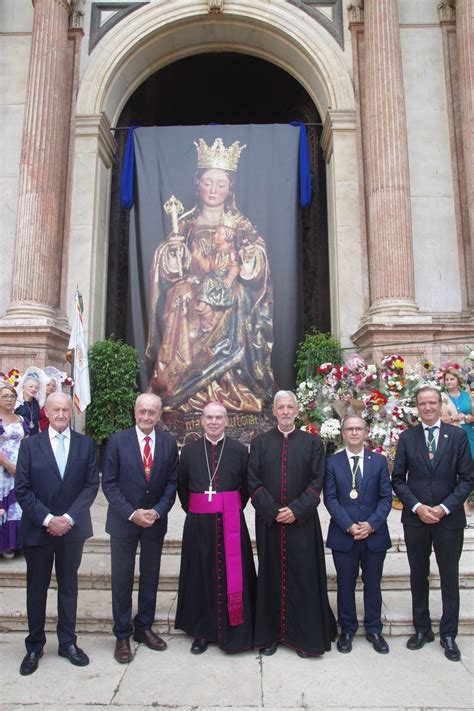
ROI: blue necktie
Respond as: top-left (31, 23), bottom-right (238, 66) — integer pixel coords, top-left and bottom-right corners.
top-left (56, 433), bottom-right (67, 478)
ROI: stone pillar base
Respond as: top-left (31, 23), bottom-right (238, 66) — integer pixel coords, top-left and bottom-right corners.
top-left (351, 319), bottom-right (474, 365)
top-left (363, 299), bottom-right (431, 324)
top-left (0, 319), bottom-right (70, 374)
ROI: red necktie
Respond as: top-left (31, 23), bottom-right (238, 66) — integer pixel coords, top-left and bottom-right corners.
top-left (143, 435), bottom-right (153, 480)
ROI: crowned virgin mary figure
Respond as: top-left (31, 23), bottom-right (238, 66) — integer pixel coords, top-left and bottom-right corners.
top-left (146, 137), bottom-right (275, 415)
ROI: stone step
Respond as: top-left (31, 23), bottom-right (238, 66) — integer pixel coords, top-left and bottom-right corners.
top-left (1, 550), bottom-right (473, 592)
top-left (82, 527), bottom-right (474, 556)
top-left (84, 491), bottom-right (474, 555)
top-left (1, 586), bottom-right (473, 637)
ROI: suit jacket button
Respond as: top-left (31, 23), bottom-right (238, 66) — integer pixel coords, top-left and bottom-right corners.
top-left (145, 489), bottom-right (149, 494)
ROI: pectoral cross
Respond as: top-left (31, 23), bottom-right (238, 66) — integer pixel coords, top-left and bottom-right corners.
top-left (205, 483), bottom-right (216, 502)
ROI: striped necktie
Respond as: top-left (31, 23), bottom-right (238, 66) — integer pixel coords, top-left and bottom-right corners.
top-left (351, 455), bottom-right (362, 493)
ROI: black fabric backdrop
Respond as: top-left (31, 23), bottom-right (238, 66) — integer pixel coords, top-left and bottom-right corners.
top-left (128, 124), bottom-right (302, 434)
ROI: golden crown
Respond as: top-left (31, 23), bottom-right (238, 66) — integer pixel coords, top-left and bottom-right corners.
top-left (194, 137), bottom-right (246, 172)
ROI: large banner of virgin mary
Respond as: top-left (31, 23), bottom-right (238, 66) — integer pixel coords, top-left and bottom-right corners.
top-left (128, 125), bottom-right (303, 443)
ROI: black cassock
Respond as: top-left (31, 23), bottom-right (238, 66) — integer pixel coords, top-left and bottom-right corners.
top-left (175, 436), bottom-right (256, 651)
top-left (248, 428), bottom-right (336, 655)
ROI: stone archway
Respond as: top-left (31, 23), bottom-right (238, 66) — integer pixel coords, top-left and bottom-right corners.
top-left (71, 0), bottom-right (362, 347)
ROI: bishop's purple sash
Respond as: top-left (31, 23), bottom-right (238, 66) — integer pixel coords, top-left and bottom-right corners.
top-left (188, 491), bottom-right (243, 626)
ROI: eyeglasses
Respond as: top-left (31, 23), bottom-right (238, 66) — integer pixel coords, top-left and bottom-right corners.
top-left (343, 427), bottom-right (366, 433)
top-left (0, 394), bottom-right (15, 400)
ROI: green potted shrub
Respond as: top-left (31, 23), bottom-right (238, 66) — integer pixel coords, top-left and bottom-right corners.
top-left (295, 328), bottom-right (343, 383)
top-left (85, 339), bottom-right (139, 462)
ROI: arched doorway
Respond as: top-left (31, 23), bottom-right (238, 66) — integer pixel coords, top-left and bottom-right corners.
top-left (72, 1), bottom-right (360, 349)
top-left (105, 53), bottom-right (330, 349)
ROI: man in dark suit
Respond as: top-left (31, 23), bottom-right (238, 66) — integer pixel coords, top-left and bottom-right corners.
top-left (392, 386), bottom-right (474, 662)
top-left (325, 416), bottom-right (392, 655)
top-left (14, 393), bottom-right (99, 676)
top-left (102, 393), bottom-right (178, 664)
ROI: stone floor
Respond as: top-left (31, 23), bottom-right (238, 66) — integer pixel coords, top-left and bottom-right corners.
top-left (2, 496), bottom-right (473, 710)
top-left (1, 633), bottom-right (473, 710)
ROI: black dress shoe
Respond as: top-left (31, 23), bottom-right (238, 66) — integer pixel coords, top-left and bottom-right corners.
top-left (366, 633), bottom-right (389, 654)
top-left (440, 636), bottom-right (461, 662)
top-left (337, 633), bottom-right (353, 654)
top-left (191, 638), bottom-right (208, 654)
top-left (260, 642), bottom-right (278, 656)
top-left (296, 650), bottom-right (310, 658)
top-left (58, 643), bottom-right (90, 666)
top-left (20, 651), bottom-right (43, 676)
top-left (406, 629), bottom-right (435, 650)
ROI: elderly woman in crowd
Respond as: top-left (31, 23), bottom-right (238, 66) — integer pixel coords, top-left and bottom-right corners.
top-left (0, 382), bottom-right (29, 558)
top-left (440, 365), bottom-right (474, 459)
top-left (39, 366), bottom-right (63, 431)
top-left (14, 367), bottom-right (46, 436)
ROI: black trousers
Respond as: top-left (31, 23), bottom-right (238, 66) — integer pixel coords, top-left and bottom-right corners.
top-left (404, 523), bottom-right (464, 638)
top-left (110, 533), bottom-right (164, 639)
top-left (23, 538), bottom-right (84, 653)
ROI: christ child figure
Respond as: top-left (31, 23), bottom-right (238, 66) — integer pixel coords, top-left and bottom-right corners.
top-left (194, 215), bottom-right (241, 331)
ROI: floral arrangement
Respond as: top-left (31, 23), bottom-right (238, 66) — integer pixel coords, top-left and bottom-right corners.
top-left (297, 352), bottom-right (456, 463)
top-left (0, 369), bottom-right (21, 387)
top-left (0, 367), bottom-right (73, 389)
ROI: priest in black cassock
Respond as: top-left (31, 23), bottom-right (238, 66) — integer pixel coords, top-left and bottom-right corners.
top-left (248, 390), bottom-right (336, 657)
top-left (175, 402), bottom-right (256, 654)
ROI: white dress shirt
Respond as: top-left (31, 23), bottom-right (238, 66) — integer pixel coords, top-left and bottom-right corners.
top-left (136, 425), bottom-right (156, 459)
top-left (345, 448), bottom-right (365, 478)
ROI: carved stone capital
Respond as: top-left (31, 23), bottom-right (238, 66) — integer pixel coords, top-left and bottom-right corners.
top-left (347, 0), bottom-right (364, 24)
top-left (69, 1), bottom-right (86, 30)
top-left (438, 0), bottom-right (456, 23)
top-left (76, 113), bottom-right (117, 169)
top-left (208, 0), bottom-right (224, 13)
top-left (32, 0), bottom-right (73, 11)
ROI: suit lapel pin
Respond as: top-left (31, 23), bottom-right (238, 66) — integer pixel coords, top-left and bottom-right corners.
top-left (444, 434), bottom-right (448, 438)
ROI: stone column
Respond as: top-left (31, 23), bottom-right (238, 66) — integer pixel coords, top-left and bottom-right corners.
top-left (0, 0), bottom-right (82, 372)
top-left (455, 0), bottom-right (474, 297)
top-left (363, 0), bottom-right (419, 318)
top-left (5, 0), bottom-right (72, 321)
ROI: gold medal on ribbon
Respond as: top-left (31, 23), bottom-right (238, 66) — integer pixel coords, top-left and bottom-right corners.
top-left (144, 467), bottom-right (151, 477)
top-left (349, 488), bottom-right (358, 499)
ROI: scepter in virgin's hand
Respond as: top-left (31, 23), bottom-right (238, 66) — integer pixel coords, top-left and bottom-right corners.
top-left (163, 195), bottom-right (185, 277)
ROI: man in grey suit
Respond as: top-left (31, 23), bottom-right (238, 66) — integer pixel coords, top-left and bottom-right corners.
top-left (392, 386), bottom-right (473, 662)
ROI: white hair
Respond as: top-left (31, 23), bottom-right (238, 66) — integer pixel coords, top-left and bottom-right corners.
top-left (45, 392), bottom-right (73, 408)
top-left (273, 390), bottom-right (298, 407)
top-left (135, 393), bottom-right (162, 409)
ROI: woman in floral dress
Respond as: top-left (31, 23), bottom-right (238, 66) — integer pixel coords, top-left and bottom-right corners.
top-left (0, 382), bottom-right (28, 558)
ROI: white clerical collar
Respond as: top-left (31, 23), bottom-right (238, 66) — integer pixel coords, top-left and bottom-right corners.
top-left (278, 425), bottom-right (296, 438)
top-left (205, 434), bottom-right (225, 445)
